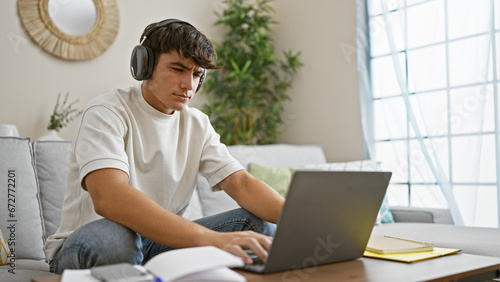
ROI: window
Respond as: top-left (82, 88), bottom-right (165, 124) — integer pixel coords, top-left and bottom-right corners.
top-left (361, 0), bottom-right (500, 227)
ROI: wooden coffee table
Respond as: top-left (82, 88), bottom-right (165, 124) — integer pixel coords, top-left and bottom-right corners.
top-left (33, 253), bottom-right (500, 282)
top-left (235, 253), bottom-right (500, 281)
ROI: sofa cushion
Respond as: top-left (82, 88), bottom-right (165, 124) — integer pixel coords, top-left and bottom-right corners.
top-left (195, 174), bottom-right (240, 217)
top-left (0, 259), bottom-right (51, 281)
top-left (227, 144), bottom-right (328, 169)
top-left (389, 206), bottom-right (454, 224)
top-left (0, 229), bottom-right (10, 265)
top-left (377, 199), bottom-right (393, 224)
top-left (33, 141), bottom-right (72, 238)
top-left (182, 189), bottom-right (204, 220)
top-left (0, 137), bottom-right (45, 260)
top-left (248, 163), bottom-right (294, 197)
top-left (195, 144), bottom-right (327, 217)
top-left (302, 160), bottom-right (381, 171)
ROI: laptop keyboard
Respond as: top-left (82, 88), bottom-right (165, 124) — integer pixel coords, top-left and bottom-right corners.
top-left (245, 250), bottom-right (264, 265)
top-left (239, 250), bottom-right (267, 273)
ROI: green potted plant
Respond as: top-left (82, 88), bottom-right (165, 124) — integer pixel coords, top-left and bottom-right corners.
top-left (203, 0), bottom-right (302, 145)
top-left (39, 92), bottom-right (82, 140)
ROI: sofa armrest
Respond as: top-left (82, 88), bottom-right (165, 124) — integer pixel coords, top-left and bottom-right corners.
top-left (390, 206), bottom-right (454, 224)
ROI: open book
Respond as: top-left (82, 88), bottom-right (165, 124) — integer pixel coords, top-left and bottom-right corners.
top-left (61, 246), bottom-right (246, 282)
top-left (143, 246), bottom-right (245, 281)
top-left (364, 235), bottom-right (461, 263)
top-left (366, 235), bottom-right (434, 254)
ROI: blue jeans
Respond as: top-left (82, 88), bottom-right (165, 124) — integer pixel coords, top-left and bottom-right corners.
top-left (49, 208), bottom-right (275, 274)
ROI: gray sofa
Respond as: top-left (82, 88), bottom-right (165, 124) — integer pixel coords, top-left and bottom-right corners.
top-left (1, 137), bottom-right (500, 282)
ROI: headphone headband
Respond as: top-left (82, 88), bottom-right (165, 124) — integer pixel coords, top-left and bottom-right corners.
top-left (140, 19), bottom-right (195, 45)
top-left (130, 19), bottom-right (207, 93)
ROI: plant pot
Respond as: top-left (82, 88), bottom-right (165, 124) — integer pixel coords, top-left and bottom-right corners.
top-left (0, 124), bottom-right (20, 137)
top-left (38, 129), bottom-right (65, 141)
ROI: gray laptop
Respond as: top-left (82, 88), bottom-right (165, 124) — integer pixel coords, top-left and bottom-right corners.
top-left (241, 170), bottom-right (392, 274)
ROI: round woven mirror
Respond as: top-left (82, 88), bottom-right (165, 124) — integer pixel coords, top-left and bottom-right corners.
top-left (18, 0), bottom-right (119, 61)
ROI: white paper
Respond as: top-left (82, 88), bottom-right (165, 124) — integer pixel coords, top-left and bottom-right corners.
top-left (61, 269), bottom-right (100, 282)
top-left (145, 246), bottom-right (245, 282)
top-left (175, 266), bottom-right (245, 282)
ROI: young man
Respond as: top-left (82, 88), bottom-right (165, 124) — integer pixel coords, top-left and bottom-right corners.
top-left (44, 19), bottom-right (284, 274)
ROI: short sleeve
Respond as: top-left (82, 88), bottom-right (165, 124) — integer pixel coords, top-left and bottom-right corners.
top-left (198, 122), bottom-right (244, 190)
top-left (74, 105), bottom-right (129, 188)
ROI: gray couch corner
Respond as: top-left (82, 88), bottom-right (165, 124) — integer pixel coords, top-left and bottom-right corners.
top-left (1, 138), bottom-right (72, 282)
top-left (389, 206), bottom-right (454, 224)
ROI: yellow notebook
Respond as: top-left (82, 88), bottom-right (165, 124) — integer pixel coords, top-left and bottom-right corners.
top-left (363, 247), bottom-right (462, 263)
top-left (366, 235), bottom-right (434, 254)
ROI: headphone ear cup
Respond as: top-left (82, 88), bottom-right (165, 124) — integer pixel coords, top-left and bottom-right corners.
top-left (130, 45), bottom-right (155, 80)
top-left (196, 69), bottom-right (207, 93)
top-left (144, 46), bottom-right (155, 80)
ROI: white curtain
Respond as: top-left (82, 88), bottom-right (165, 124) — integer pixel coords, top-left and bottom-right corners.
top-left (358, 0), bottom-right (500, 227)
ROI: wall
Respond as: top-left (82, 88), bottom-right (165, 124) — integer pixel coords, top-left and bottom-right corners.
top-left (0, 0), bottom-right (363, 162)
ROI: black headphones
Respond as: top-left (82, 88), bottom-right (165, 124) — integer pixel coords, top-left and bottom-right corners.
top-left (130, 19), bottom-right (207, 93)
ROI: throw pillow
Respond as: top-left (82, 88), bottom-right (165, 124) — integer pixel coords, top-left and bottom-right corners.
top-left (248, 163), bottom-right (295, 197)
top-left (377, 196), bottom-right (394, 223)
top-left (33, 140), bottom-right (72, 238)
top-left (0, 229), bottom-right (10, 265)
top-left (248, 160), bottom-right (395, 224)
top-left (0, 137), bottom-right (45, 260)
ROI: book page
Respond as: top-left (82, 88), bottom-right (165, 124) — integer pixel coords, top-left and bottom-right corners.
top-left (144, 246), bottom-right (245, 282)
top-left (366, 236), bottom-right (433, 254)
top-left (176, 266), bottom-right (245, 282)
top-left (61, 269), bottom-right (99, 282)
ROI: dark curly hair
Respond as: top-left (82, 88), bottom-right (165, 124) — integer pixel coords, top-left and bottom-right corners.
top-left (140, 20), bottom-right (220, 70)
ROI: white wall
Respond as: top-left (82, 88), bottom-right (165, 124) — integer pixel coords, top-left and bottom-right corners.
top-left (0, 0), bottom-right (363, 162)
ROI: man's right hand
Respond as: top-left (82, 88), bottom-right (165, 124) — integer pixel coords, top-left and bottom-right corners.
top-left (208, 230), bottom-right (273, 265)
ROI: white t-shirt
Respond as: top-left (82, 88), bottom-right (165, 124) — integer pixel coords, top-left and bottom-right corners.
top-left (43, 86), bottom-right (244, 261)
